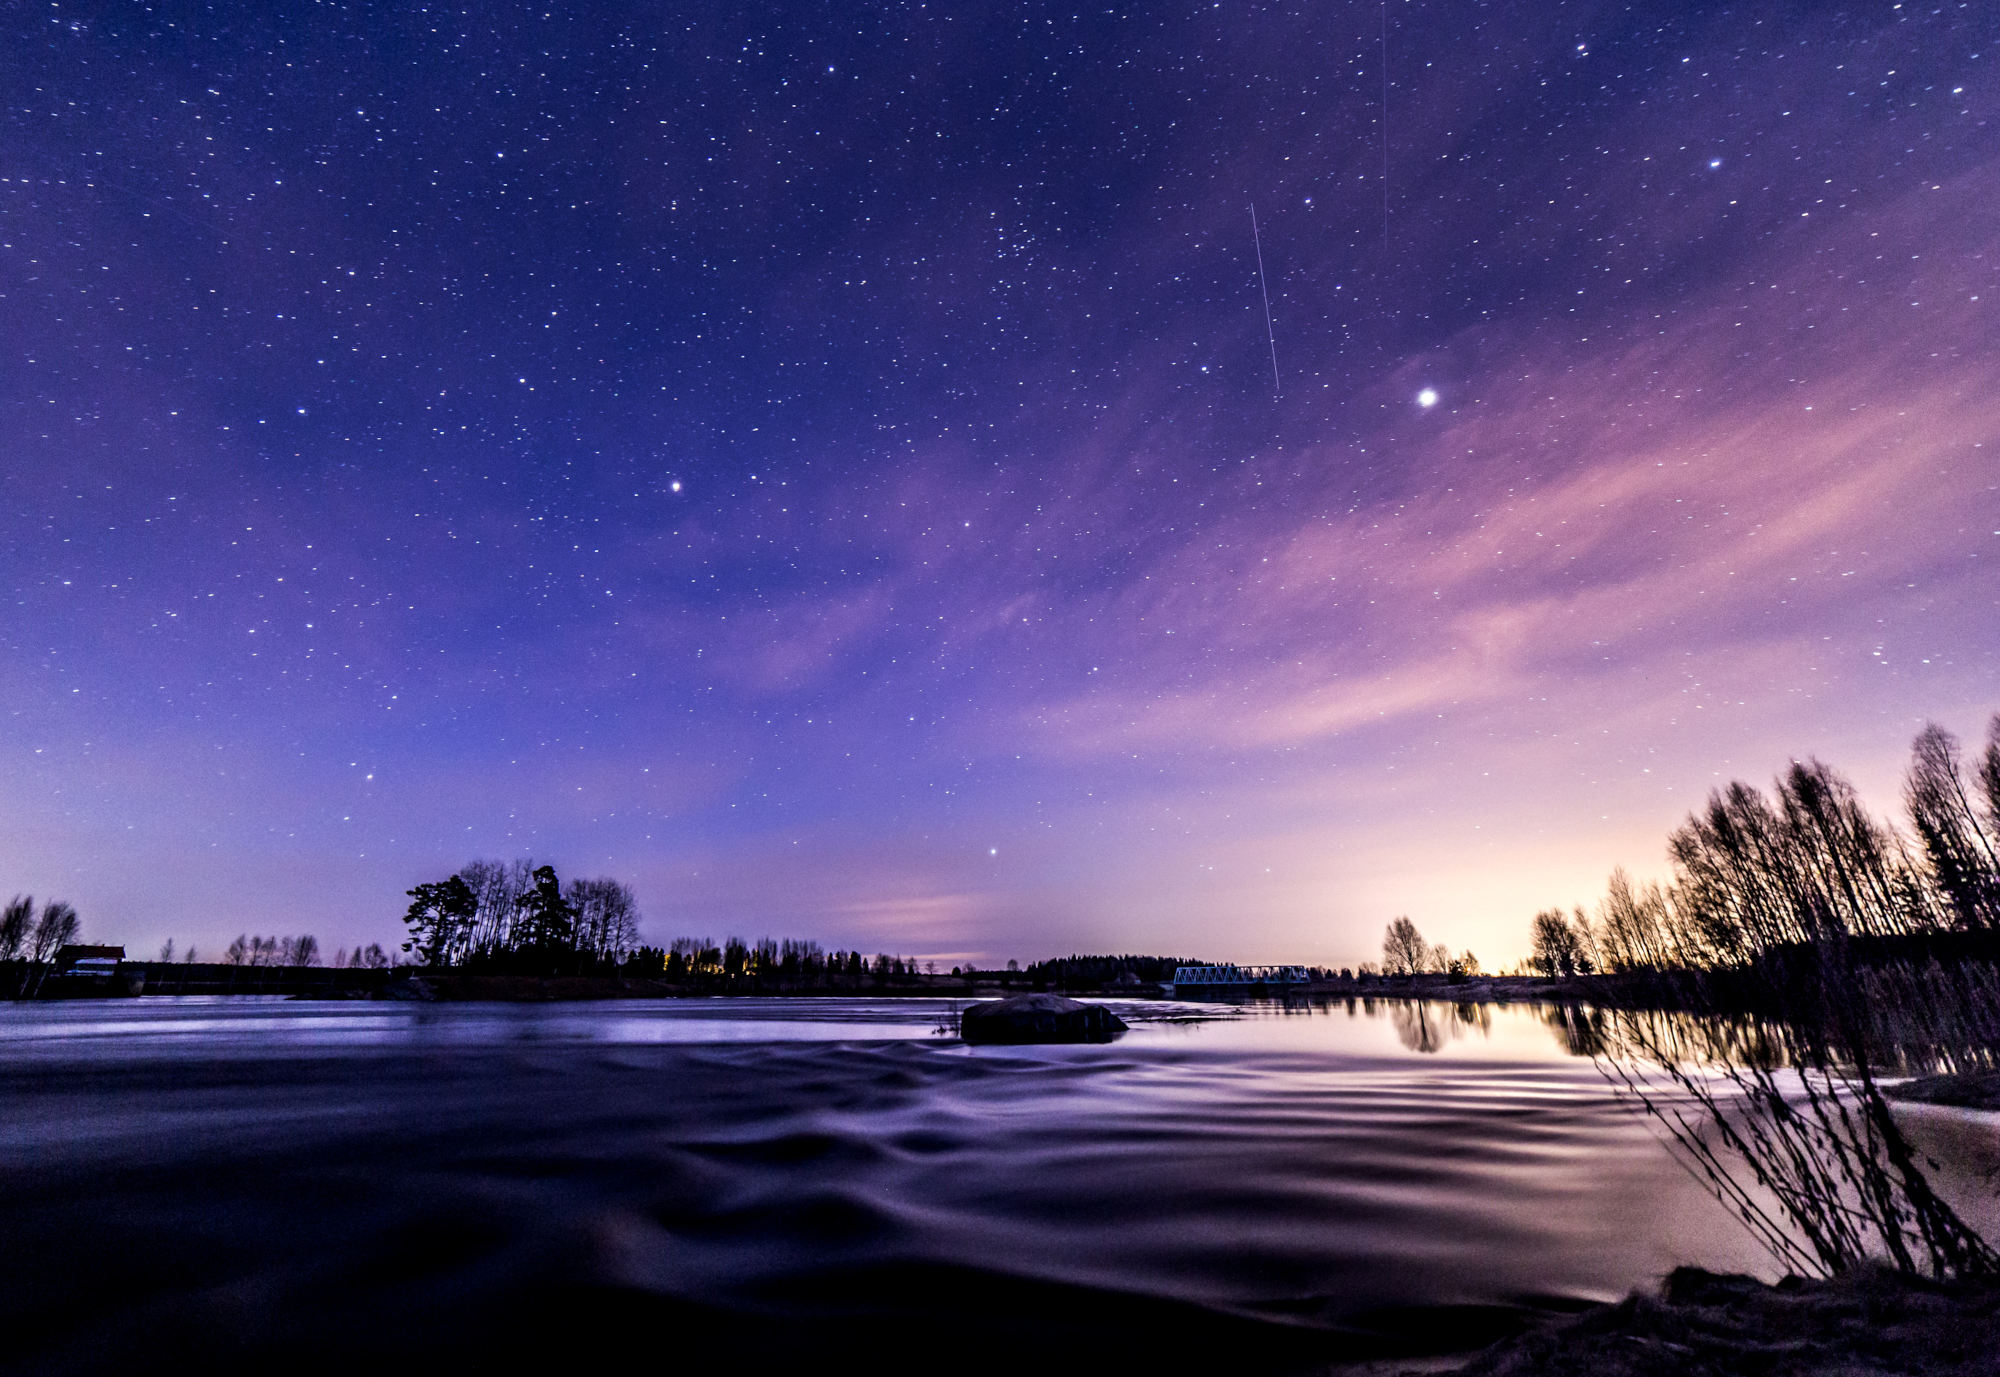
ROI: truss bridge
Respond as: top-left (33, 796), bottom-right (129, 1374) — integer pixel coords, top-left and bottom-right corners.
top-left (1171, 964), bottom-right (1311, 988)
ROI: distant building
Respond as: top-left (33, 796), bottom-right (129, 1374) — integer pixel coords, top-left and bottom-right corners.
top-left (55, 944), bottom-right (125, 969)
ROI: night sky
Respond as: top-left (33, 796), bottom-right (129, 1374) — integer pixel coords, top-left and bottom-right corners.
top-left (5, 2), bottom-right (1996, 968)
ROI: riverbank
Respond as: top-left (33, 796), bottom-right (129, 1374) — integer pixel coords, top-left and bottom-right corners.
top-left (1421, 1264), bottom-right (2000, 1376)
top-left (1888, 1070), bottom-right (2000, 1112)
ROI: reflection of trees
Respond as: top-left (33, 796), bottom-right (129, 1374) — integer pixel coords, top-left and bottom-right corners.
top-left (1538, 1003), bottom-right (1607, 1058)
top-left (1522, 716), bottom-right (2000, 1281)
top-left (1375, 999), bottom-right (1493, 1053)
top-left (1851, 959), bottom-right (2000, 1075)
top-left (1592, 975), bottom-right (1997, 1281)
top-left (1390, 1001), bottom-right (1444, 1053)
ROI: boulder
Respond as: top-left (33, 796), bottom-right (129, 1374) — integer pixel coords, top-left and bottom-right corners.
top-left (958, 993), bottom-right (1127, 1044)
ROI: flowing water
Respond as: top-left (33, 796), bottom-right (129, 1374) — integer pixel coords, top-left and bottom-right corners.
top-left (1, 995), bottom-right (1992, 1373)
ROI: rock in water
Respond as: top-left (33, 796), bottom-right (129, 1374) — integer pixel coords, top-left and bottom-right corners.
top-left (959, 993), bottom-right (1127, 1044)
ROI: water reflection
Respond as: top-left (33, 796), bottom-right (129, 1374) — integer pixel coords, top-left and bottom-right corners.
top-left (1388, 1000), bottom-right (1495, 1053)
top-left (1167, 992), bottom-right (1500, 1055)
top-left (1579, 986), bottom-right (2000, 1281)
top-left (1540, 1002), bottom-right (1609, 1059)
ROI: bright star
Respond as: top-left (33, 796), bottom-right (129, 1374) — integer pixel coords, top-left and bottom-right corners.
top-left (670, 480), bottom-right (683, 493)
top-left (1417, 388), bottom-right (1439, 408)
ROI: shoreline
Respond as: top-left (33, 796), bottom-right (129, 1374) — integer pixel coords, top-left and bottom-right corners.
top-left (1420, 1264), bottom-right (2000, 1376)
top-left (18, 961), bottom-right (1724, 1005)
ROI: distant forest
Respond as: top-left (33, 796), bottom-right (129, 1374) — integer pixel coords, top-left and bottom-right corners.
top-left (402, 859), bottom-right (932, 983)
top-left (1020, 954), bottom-right (1206, 989)
top-left (641, 937), bottom-right (927, 986)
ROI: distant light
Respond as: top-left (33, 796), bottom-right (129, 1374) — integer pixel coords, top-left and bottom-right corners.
top-left (988, 847), bottom-right (998, 856)
top-left (1417, 388), bottom-right (1439, 408)
top-left (670, 480), bottom-right (683, 493)
top-left (1708, 158), bottom-right (1723, 169)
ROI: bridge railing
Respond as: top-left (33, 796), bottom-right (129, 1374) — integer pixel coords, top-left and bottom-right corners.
top-left (1171, 964), bottom-right (1310, 985)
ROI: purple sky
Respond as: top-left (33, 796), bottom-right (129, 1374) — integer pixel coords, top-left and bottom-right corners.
top-left (4, 2), bottom-right (1996, 968)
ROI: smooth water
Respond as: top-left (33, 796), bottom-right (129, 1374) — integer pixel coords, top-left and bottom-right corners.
top-left (1, 996), bottom-right (1990, 1373)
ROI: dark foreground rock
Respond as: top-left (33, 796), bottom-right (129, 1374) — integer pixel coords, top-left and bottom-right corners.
top-left (1446, 1265), bottom-right (2000, 1376)
top-left (959, 993), bottom-right (1127, 1043)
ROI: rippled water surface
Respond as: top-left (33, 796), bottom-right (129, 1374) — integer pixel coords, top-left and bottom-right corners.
top-left (1, 996), bottom-right (1985, 1373)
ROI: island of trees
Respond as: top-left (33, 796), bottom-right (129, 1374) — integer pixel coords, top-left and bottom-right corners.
top-left (398, 858), bottom-right (940, 991)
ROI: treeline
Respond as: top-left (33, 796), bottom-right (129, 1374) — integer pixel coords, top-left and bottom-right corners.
top-left (1374, 916), bottom-right (1481, 980)
top-left (401, 859), bottom-right (948, 985)
top-left (625, 937), bottom-right (927, 987)
top-left (223, 934), bottom-right (320, 967)
top-left (197, 935), bottom-right (396, 969)
top-left (141, 936), bottom-right (394, 968)
top-left (1528, 714), bottom-right (2000, 975)
top-left (1018, 954), bottom-right (1206, 990)
top-left (402, 860), bottom-right (641, 974)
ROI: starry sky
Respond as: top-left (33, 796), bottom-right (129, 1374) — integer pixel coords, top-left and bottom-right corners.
top-left (4, 1), bottom-right (1997, 969)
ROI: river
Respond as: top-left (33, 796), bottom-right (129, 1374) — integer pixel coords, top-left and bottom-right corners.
top-left (1, 995), bottom-right (1991, 1373)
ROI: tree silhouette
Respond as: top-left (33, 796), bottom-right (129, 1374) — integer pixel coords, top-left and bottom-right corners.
top-left (1529, 908), bottom-right (1586, 976)
top-left (1978, 714), bottom-right (2000, 843)
top-left (0, 895), bottom-right (30, 961)
top-left (1905, 723), bottom-right (2000, 930)
top-left (1381, 915), bottom-right (1428, 976)
top-left (26, 901), bottom-right (79, 966)
top-left (402, 875), bottom-right (478, 964)
top-left (18, 901), bottom-right (80, 996)
top-left (565, 876), bottom-right (641, 965)
top-left (510, 865), bottom-right (578, 965)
